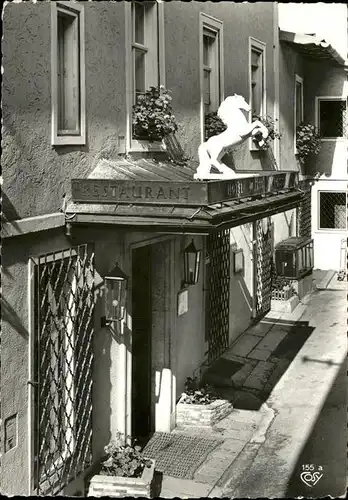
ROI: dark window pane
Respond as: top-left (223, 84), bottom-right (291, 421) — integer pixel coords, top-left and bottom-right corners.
top-left (133, 2), bottom-right (145, 45)
top-left (319, 100), bottom-right (346, 138)
top-left (134, 48), bottom-right (145, 94)
top-left (319, 192), bottom-right (346, 229)
top-left (295, 81), bottom-right (302, 126)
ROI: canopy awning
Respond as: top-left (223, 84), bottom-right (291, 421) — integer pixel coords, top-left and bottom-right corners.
top-left (66, 157), bottom-right (303, 234)
top-left (279, 30), bottom-right (347, 67)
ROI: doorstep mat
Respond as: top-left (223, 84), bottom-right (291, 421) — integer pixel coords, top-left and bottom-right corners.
top-left (142, 432), bottom-right (223, 479)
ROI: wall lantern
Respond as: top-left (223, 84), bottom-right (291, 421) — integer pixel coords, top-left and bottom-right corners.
top-left (101, 263), bottom-right (128, 327)
top-left (233, 248), bottom-right (244, 274)
top-left (183, 239), bottom-right (201, 286)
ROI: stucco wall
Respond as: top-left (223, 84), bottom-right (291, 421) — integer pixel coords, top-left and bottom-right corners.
top-left (163, 1), bottom-right (276, 168)
top-left (311, 179), bottom-right (347, 270)
top-left (272, 210), bottom-right (296, 247)
top-left (2, 2), bottom-right (126, 222)
top-left (174, 235), bottom-right (206, 399)
top-left (278, 43), bottom-right (304, 171)
top-left (1, 228), bottom-right (80, 495)
top-left (303, 61), bottom-right (347, 180)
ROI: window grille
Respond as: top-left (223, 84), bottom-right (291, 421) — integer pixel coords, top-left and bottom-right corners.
top-left (319, 191), bottom-right (347, 230)
top-left (318, 99), bottom-right (347, 138)
top-left (32, 244), bottom-right (94, 495)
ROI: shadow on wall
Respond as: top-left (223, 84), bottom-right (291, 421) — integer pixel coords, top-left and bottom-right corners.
top-left (2, 190), bottom-right (21, 224)
top-left (1, 295), bottom-right (29, 339)
top-left (285, 358), bottom-right (347, 498)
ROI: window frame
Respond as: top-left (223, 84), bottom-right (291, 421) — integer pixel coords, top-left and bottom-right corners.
top-left (51, 1), bottom-right (86, 146)
top-left (318, 190), bottom-right (347, 231)
top-left (125, 1), bottom-right (165, 153)
top-left (294, 74), bottom-right (304, 154)
top-left (249, 37), bottom-right (267, 119)
top-left (248, 37), bottom-right (266, 151)
top-left (315, 96), bottom-right (347, 142)
top-left (199, 12), bottom-right (224, 143)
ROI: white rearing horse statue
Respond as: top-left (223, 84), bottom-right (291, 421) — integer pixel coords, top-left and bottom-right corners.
top-left (194, 94), bottom-right (269, 180)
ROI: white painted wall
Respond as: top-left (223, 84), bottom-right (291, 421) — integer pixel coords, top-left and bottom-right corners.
top-left (311, 178), bottom-right (347, 270)
top-left (229, 225), bottom-right (254, 345)
top-left (278, 3), bottom-right (348, 61)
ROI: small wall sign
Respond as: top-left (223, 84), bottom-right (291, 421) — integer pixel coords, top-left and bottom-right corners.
top-left (5, 414), bottom-right (17, 452)
top-left (177, 289), bottom-right (188, 316)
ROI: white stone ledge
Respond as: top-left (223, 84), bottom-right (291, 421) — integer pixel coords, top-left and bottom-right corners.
top-left (1, 212), bottom-right (65, 238)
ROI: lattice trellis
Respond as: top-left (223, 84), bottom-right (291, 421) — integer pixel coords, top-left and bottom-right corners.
top-left (207, 229), bottom-right (230, 364)
top-left (255, 219), bottom-right (272, 318)
top-left (297, 192), bottom-right (312, 238)
top-left (33, 244), bottom-right (94, 495)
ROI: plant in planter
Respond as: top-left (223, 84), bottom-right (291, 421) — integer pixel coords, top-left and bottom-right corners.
top-left (252, 114), bottom-right (281, 150)
top-left (176, 377), bottom-right (233, 428)
top-left (296, 122), bottom-right (321, 165)
top-left (204, 111), bottom-right (227, 141)
top-left (132, 85), bottom-right (178, 143)
top-left (271, 265), bottom-right (297, 300)
top-left (180, 377), bottom-right (219, 405)
top-left (88, 433), bottom-right (155, 498)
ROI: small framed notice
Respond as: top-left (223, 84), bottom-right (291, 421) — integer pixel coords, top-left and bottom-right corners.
top-left (177, 289), bottom-right (188, 316)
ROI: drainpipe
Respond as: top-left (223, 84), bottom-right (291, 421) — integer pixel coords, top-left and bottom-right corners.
top-left (250, 222), bottom-right (257, 319)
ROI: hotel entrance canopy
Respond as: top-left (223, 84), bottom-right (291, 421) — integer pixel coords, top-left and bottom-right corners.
top-left (67, 158), bottom-right (303, 234)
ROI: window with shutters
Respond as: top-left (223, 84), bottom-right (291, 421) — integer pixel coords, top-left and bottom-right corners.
top-left (200, 13), bottom-right (224, 141)
top-left (51, 2), bottom-right (86, 146)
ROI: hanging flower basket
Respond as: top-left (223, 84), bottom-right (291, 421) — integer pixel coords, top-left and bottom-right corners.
top-left (296, 122), bottom-right (321, 165)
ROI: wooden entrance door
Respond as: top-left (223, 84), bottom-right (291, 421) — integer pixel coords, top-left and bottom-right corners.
top-left (131, 245), bottom-right (153, 443)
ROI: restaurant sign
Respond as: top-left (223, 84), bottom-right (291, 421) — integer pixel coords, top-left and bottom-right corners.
top-left (71, 172), bottom-right (297, 206)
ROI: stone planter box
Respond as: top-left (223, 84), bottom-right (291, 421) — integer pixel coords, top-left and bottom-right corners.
top-left (88, 459), bottom-right (155, 498)
top-left (176, 397), bottom-right (233, 428)
top-left (271, 295), bottom-right (299, 313)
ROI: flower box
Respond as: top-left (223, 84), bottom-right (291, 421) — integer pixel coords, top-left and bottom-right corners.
top-left (176, 397), bottom-right (233, 428)
top-left (88, 459), bottom-right (155, 498)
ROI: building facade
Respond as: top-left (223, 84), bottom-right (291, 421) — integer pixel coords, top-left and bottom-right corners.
top-left (279, 3), bottom-right (348, 271)
top-left (2, 1), bottom-right (345, 496)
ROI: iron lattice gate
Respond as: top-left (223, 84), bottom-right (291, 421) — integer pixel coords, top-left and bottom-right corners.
top-left (207, 229), bottom-right (230, 364)
top-left (255, 219), bottom-right (272, 318)
top-left (33, 244), bottom-right (95, 495)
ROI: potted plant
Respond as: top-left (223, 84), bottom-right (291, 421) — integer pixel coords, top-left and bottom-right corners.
top-left (204, 111), bottom-right (227, 140)
top-left (132, 85), bottom-right (178, 143)
top-left (176, 377), bottom-right (233, 428)
top-left (252, 114), bottom-right (281, 150)
top-left (88, 433), bottom-right (155, 498)
top-left (295, 122), bottom-right (321, 165)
